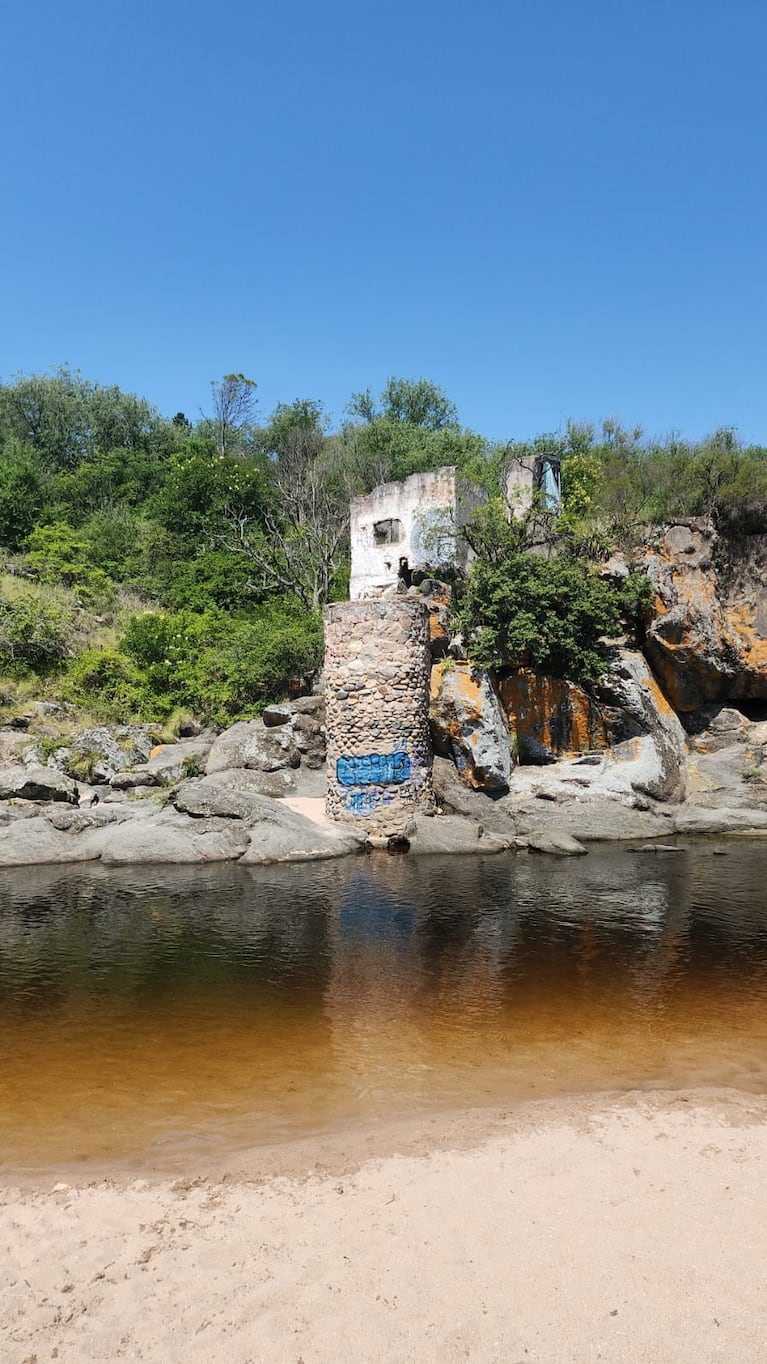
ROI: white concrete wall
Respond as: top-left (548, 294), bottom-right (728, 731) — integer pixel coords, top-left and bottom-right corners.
top-left (350, 467), bottom-right (485, 599)
top-left (504, 457), bottom-right (537, 519)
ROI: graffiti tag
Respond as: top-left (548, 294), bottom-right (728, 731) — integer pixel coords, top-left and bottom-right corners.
top-left (337, 752), bottom-right (411, 786)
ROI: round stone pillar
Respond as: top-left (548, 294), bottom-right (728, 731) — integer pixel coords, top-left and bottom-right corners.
top-left (324, 598), bottom-right (435, 834)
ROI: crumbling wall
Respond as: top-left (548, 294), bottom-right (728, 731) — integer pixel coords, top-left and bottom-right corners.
top-left (349, 467), bottom-right (483, 599)
top-left (504, 455), bottom-right (562, 519)
top-left (324, 598), bottom-right (435, 833)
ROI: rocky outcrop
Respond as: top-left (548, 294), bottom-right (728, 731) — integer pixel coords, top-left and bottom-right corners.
top-left (0, 815), bottom-right (103, 864)
top-left (682, 706), bottom-right (767, 811)
top-left (206, 719), bottom-right (303, 776)
top-left (99, 811), bottom-right (252, 865)
top-left (261, 696), bottom-right (326, 768)
top-left (0, 764), bottom-right (79, 804)
top-left (417, 578), bottom-right (453, 658)
top-left (406, 812), bottom-right (511, 855)
top-left (110, 737), bottom-right (214, 788)
top-left (640, 519), bottom-right (767, 711)
top-left (596, 650), bottom-right (688, 804)
top-left (430, 662), bottom-right (512, 793)
top-left (0, 775), bottom-right (363, 865)
top-left (497, 670), bottom-right (611, 764)
top-left (239, 804), bottom-right (364, 864)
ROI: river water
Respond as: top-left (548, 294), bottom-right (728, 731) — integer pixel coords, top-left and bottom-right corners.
top-left (1, 843), bottom-right (766, 1173)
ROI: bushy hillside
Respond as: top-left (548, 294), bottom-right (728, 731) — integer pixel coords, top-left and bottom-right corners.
top-left (0, 367), bottom-right (764, 727)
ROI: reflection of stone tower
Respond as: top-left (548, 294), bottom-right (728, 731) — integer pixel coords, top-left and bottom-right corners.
top-left (324, 599), bottom-right (435, 835)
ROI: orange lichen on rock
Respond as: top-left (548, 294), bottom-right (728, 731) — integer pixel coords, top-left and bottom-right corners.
top-left (640, 520), bottom-right (767, 711)
top-left (498, 671), bottom-right (610, 759)
top-left (429, 662), bottom-right (512, 791)
top-left (640, 671), bottom-right (677, 723)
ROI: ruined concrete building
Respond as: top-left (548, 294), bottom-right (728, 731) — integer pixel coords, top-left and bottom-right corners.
top-left (349, 466), bottom-right (486, 599)
top-left (504, 453), bottom-right (562, 518)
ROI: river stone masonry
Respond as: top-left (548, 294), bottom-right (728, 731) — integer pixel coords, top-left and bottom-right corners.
top-left (324, 598), bottom-right (435, 835)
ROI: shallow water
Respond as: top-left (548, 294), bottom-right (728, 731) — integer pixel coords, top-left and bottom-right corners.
top-left (1, 843), bottom-right (767, 1173)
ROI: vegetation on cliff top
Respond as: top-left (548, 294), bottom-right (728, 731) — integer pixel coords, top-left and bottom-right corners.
top-left (0, 367), bottom-right (764, 720)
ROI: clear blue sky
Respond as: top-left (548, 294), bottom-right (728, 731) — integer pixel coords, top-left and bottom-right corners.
top-left (2, 0), bottom-right (766, 443)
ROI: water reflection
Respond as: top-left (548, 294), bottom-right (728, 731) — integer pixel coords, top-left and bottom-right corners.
top-left (1, 844), bottom-right (767, 1171)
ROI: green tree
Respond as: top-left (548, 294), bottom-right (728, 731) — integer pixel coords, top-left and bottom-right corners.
top-left (208, 373), bottom-right (258, 456)
top-left (217, 418), bottom-right (353, 612)
top-left (0, 440), bottom-right (47, 548)
top-left (460, 500), bottom-right (650, 683)
top-left (346, 376), bottom-right (459, 430)
top-left (0, 367), bottom-right (163, 469)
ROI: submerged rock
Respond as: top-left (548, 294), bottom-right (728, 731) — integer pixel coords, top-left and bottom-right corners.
top-left (527, 831), bottom-right (588, 856)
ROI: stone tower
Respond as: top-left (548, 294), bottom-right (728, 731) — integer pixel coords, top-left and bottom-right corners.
top-left (324, 598), bottom-right (435, 836)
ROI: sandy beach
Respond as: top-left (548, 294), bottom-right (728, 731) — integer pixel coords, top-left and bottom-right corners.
top-left (3, 1088), bottom-right (767, 1363)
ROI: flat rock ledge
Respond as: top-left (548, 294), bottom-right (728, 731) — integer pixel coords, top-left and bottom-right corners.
top-left (0, 757), bottom-right (766, 866)
top-left (0, 768), bottom-right (509, 866)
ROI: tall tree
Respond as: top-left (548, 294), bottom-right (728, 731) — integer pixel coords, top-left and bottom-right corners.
top-left (0, 367), bottom-right (161, 468)
top-left (346, 376), bottom-right (459, 431)
top-left (208, 373), bottom-right (257, 456)
top-left (217, 404), bottom-right (351, 611)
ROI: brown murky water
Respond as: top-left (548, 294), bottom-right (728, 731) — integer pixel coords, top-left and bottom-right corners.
top-left (1, 843), bottom-right (767, 1174)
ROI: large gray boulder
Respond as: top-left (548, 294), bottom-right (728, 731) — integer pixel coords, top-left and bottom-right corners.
top-left (174, 772), bottom-right (296, 822)
top-left (0, 763), bottom-right (79, 804)
top-left (527, 830), bottom-right (588, 856)
top-left (597, 650), bottom-right (688, 803)
top-left (99, 809), bottom-right (251, 864)
top-left (671, 806), bottom-right (767, 836)
top-left (240, 803), bottom-right (364, 864)
top-left (432, 755), bottom-right (517, 838)
top-left (686, 743), bottom-right (767, 810)
top-left (206, 720), bottom-right (301, 775)
top-left (182, 765), bottom-right (299, 802)
top-left (0, 816), bottom-right (103, 864)
top-left (407, 812), bottom-right (512, 855)
top-left (430, 662), bottom-right (512, 793)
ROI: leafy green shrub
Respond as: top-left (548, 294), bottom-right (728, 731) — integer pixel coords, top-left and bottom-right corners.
top-left (24, 523), bottom-right (114, 603)
top-left (121, 611), bottom-right (175, 666)
top-left (460, 503), bottom-right (651, 683)
top-left (164, 551), bottom-right (261, 612)
top-left (117, 604), bottom-right (323, 725)
top-left (0, 592), bottom-right (71, 671)
top-left (201, 612), bottom-right (324, 720)
top-left (64, 649), bottom-right (152, 718)
top-left (0, 440), bottom-right (47, 549)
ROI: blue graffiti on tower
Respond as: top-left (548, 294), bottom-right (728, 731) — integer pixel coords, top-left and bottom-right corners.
top-left (341, 789), bottom-right (379, 816)
top-left (337, 752), bottom-right (411, 787)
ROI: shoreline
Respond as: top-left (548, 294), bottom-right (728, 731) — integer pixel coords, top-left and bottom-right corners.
top-left (4, 1087), bottom-right (767, 1362)
top-left (4, 1082), bottom-right (767, 1191)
